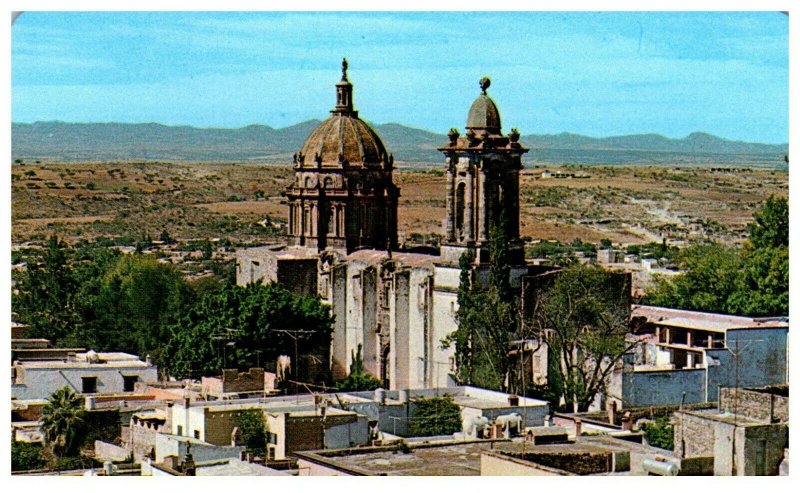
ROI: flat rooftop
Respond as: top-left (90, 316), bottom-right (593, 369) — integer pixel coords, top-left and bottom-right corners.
top-left (633, 304), bottom-right (788, 332)
top-left (302, 441), bottom-right (499, 476)
top-left (15, 351), bottom-right (154, 369)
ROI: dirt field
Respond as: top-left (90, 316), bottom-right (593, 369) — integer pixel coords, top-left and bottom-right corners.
top-left (11, 162), bottom-right (787, 247)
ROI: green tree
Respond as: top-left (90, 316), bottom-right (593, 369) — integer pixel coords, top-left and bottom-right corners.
top-left (40, 387), bottom-right (87, 457)
top-left (238, 410), bottom-right (268, 452)
top-left (167, 282), bottom-right (333, 379)
top-left (748, 195), bottom-right (788, 250)
top-left (529, 265), bottom-right (633, 412)
top-left (336, 344), bottom-right (382, 391)
top-left (645, 243), bottom-right (742, 314)
top-left (645, 197), bottom-right (788, 317)
top-left (444, 216), bottom-right (517, 391)
top-left (12, 235), bottom-right (79, 343)
top-left (409, 395), bottom-right (463, 437)
top-left (91, 255), bottom-right (192, 365)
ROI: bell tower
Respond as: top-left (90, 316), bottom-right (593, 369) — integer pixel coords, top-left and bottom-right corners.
top-left (439, 77), bottom-right (528, 264)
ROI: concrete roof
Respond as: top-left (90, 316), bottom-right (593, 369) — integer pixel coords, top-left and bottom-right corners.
top-left (194, 458), bottom-right (289, 476)
top-left (17, 352), bottom-right (154, 369)
top-left (306, 441), bottom-right (497, 476)
top-left (346, 249), bottom-right (437, 269)
top-left (633, 305), bottom-right (788, 332)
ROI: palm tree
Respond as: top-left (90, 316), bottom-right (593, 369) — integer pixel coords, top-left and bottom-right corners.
top-left (40, 387), bottom-right (87, 457)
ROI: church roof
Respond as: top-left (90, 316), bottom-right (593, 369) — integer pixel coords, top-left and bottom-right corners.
top-left (300, 115), bottom-right (389, 168)
top-left (297, 59), bottom-right (391, 169)
top-left (466, 77), bottom-right (502, 135)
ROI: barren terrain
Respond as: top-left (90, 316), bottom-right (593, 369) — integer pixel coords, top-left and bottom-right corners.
top-left (11, 162), bottom-right (788, 248)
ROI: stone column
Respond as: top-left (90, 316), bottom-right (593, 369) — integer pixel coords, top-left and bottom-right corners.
top-left (464, 164), bottom-right (475, 241)
top-left (509, 170), bottom-right (520, 239)
top-left (445, 160), bottom-right (456, 242)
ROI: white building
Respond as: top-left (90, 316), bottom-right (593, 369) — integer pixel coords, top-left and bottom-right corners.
top-left (12, 351), bottom-right (158, 400)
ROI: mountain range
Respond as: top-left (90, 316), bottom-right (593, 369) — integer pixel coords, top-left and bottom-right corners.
top-left (12, 121), bottom-right (788, 167)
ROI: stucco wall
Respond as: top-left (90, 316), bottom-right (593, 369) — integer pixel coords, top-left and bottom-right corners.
top-left (11, 364), bottom-right (158, 400)
top-left (154, 433), bottom-right (245, 463)
top-left (706, 328), bottom-right (788, 402)
top-left (622, 368), bottom-right (705, 407)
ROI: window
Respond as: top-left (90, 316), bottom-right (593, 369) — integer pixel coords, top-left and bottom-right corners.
top-left (123, 375), bottom-right (138, 392)
top-left (82, 376), bottom-right (97, 393)
top-left (177, 425), bottom-right (183, 436)
top-left (194, 430), bottom-right (201, 439)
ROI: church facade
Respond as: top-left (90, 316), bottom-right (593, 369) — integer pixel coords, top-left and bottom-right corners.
top-left (237, 60), bottom-right (535, 389)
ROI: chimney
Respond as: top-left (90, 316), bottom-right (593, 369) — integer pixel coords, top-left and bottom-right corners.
top-left (182, 443), bottom-right (196, 476)
top-left (607, 400), bottom-right (618, 425)
top-left (621, 412), bottom-right (633, 431)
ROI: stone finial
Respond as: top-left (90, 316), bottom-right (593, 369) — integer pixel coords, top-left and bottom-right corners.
top-left (509, 128), bottom-right (520, 143)
top-left (479, 77), bottom-right (491, 94)
top-left (342, 58), bottom-right (349, 81)
top-left (448, 128), bottom-right (460, 145)
top-left (465, 128), bottom-right (477, 145)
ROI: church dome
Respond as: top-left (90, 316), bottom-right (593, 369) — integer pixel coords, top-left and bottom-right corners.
top-left (296, 59), bottom-right (391, 168)
top-left (300, 115), bottom-right (389, 168)
top-left (466, 77), bottom-right (502, 135)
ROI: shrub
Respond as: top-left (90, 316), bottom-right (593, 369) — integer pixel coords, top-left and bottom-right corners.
top-left (641, 415), bottom-right (674, 450)
top-left (409, 396), bottom-right (463, 437)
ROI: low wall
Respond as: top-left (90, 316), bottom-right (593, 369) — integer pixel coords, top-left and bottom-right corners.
top-left (95, 440), bottom-right (130, 462)
top-left (719, 387), bottom-right (788, 423)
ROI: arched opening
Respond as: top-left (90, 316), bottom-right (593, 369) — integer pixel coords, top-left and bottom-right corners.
top-left (455, 182), bottom-right (466, 240)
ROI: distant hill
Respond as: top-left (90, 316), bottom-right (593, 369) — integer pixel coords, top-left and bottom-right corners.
top-left (12, 121), bottom-right (788, 167)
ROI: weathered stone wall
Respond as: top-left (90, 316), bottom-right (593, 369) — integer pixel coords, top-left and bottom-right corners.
top-left (719, 387), bottom-right (788, 423)
top-left (277, 258), bottom-right (318, 297)
top-left (127, 418), bottom-right (167, 461)
top-left (95, 440), bottom-right (130, 462)
top-left (740, 424), bottom-right (788, 476)
top-left (674, 412), bottom-right (715, 458)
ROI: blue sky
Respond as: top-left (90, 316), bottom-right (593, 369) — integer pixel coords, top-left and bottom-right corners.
top-left (11, 11), bottom-right (789, 144)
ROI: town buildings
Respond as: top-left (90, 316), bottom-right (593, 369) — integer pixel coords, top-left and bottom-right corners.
top-left (611, 305), bottom-right (789, 408)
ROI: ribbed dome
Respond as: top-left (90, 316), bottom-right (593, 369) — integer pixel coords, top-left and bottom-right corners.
top-left (300, 115), bottom-right (388, 168)
top-left (466, 77), bottom-right (501, 135)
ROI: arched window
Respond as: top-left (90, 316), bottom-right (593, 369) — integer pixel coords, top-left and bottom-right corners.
top-left (455, 182), bottom-right (466, 240)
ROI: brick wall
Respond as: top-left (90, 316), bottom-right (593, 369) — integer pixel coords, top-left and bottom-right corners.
top-left (286, 416), bottom-right (324, 453)
top-left (204, 409), bottom-right (243, 446)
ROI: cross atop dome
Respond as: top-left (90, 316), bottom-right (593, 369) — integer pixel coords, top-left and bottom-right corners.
top-left (334, 57), bottom-right (355, 116)
top-left (479, 77), bottom-right (491, 95)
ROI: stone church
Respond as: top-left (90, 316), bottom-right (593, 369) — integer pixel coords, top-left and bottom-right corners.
top-left (237, 60), bottom-right (546, 390)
